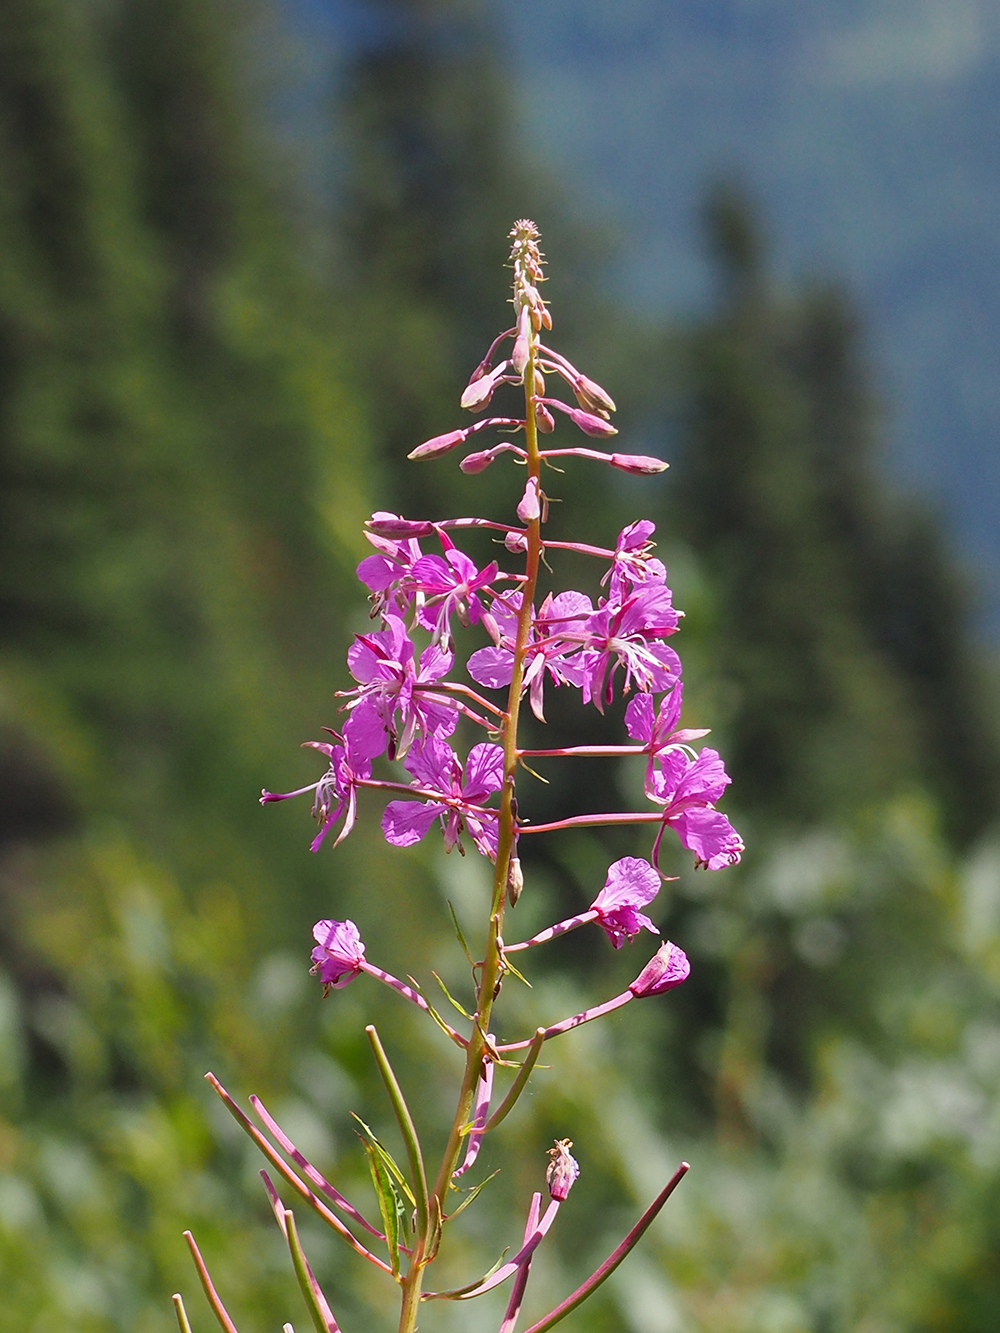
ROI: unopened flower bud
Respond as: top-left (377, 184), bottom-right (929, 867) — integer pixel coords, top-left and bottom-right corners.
top-left (517, 477), bottom-right (541, 524)
top-left (504, 530), bottom-right (528, 553)
top-left (507, 857), bottom-right (524, 907)
top-left (408, 429), bottom-right (468, 461)
top-left (535, 402), bottom-right (556, 433)
top-left (546, 1139), bottom-right (579, 1201)
top-left (534, 369), bottom-right (546, 397)
top-left (460, 450), bottom-right (496, 474)
top-left (610, 453), bottom-right (669, 475)
top-left (461, 361), bottom-right (509, 412)
top-left (629, 941), bottom-right (690, 997)
top-left (573, 375), bottom-right (617, 416)
top-left (567, 407), bottom-right (618, 438)
top-left (366, 512), bottom-right (435, 538)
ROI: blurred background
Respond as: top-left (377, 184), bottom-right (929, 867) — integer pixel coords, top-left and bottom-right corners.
top-left (2, 0), bottom-right (1000, 1330)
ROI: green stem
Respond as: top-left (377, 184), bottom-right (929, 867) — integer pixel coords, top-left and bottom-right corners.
top-left (396, 315), bottom-right (543, 1333)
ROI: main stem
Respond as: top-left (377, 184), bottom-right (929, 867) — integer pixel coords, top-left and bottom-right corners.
top-left (396, 330), bottom-right (542, 1333)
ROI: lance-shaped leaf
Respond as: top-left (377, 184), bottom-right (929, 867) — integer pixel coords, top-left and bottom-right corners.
top-left (520, 1163), bottom-right (689, 1333)
top-left (351, 1114), bottom-right (416, 1207)
top-left (445, 1169), bottom-right (500, 1222)
top-left (365, 1026), bottom-right (430, 1241)
top-left (251, 1094), bottom-right (384, 1239)
top-left (447, 901), bottom-right (475, 965)
top-left (431, 971), bottom-right (474, 1021)
top-left (206, 1073), bottom-right (393, 1276)
top-left (361, 1138), bottom-right (404, 1278)
top-left (183, 1232), bottom-right (241, 1333)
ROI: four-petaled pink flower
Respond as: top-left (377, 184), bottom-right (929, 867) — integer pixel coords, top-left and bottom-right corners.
top-left (624, 687), bottom-right (711, 793)
top-left (311, 919), bottom-right (366, 991)
top-left (342, 615), bottom-right (457, 761)
top-left (590, 857), bottom-right (661, 948)
top-left (649, 747), bottom-right (744, 871)
top-left (382, 737), bottom-right (505, 859)
top-left (629, 940), bottom-right (690, 996)
top-left (260, 731), bottom-right (370, 852)
top-left (605, 520), bottom-right (667, 601)
top-left (577, 582), bottom-right (681, 710)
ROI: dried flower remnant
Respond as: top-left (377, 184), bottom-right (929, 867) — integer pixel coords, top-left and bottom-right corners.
top-left (188, 223), bottom-right (743, 1333)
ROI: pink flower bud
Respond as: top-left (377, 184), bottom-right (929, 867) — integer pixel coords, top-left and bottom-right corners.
top-left (408, 429), bottom-right (468, 461)
top-left (567, 407), bottom-right (618, 438)
top-left (460, 450), bottom-right (496, 474)
top-left (535, 402), bottom-right (556, 433)
top-left (629, 941), bottom-right (690, 997)
top-left (546, 1139), bottom-right (579, 1201)
top-left (460, 361), bottom-right (509, 412)
top-left (534, 369), bottom-right (546, 397)
top-left (507, 856), bottom-right (524, 907)
top-left (517, 477), bottom-right (541, 523)
top-left (610, 453), bottom-right (669, 475)
top-left (504, 530), bottom-right (528, 553)
top-left (365, 512), bottom-right (435, 538)
top-left (573, 374), bottom-right (616, 416)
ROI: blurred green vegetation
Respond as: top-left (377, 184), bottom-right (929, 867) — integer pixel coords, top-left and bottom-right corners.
top-left (2, 1), bottom-right (1000, 1331)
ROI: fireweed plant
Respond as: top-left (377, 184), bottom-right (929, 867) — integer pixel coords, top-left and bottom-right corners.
top-left (176, 223), bottom-right (743, 1333)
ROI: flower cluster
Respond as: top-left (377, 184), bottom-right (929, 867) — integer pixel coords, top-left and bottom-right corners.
top-left (185, 221), bottom-right (741, 1333)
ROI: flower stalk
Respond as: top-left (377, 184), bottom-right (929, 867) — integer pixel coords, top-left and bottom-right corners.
top-left (186, 222), bottom-right (742, 1333)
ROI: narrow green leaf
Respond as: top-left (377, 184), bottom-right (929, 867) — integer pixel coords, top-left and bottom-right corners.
top-left (362, 1142), bottom-right (401, 1277)
top-left (365, 1026), bottom-right (430, 1243)
top-left (421, 1249), bottom-right (510, 1301)
top-left (447, 901), bottom-right (474, 964)
top-left (502, 955), bottom-right (532, 988)
top-left (431, 971), bottom-right (473, 1020)
top-left (445, 1169), bottom-right (500, 1221)
top-left (350, 1116), bottom-right (416, 1207)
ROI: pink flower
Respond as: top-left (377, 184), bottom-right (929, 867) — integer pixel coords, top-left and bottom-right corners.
top-left (629, 941), bottom-right (690, 997)
top-left (605, 521), bottom-right (667, 600)
top-left (311, 919), bottom-right (366, 991)
top-left (341, 615), bottom-right (457, 761)
top-left (577, 583), bottom-right (681, 710)
top-left (468, 590), bottom-right (590, 721)
top-left (381, 737), bottom-right (505, 859)
top-left (649, 748), bottom-right (744, 871)
top-left (260, 732), bottom-right (370, 852)
top-left (590, 857), bottom-right (661, 948)
top-left (624, 687), bottom-right (711, 794)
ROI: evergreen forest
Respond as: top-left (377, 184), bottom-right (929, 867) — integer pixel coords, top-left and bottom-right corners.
top-left (2, 2), bottom-right (1000, 1331)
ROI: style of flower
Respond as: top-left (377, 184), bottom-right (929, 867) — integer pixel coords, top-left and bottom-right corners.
top-left (649, 746), bottom-right (744, 871)
top-left (590, 856), bottom-right (661, 948)
top-left (260, 732), bottom-right (370, 852)
top-left (341, 615), bottom-right (457, 761)
top-left (629, 940), bottom-right (691, 996)
top-left (381, 737), bottom-right (505, 859)
top-left (311, 919), bottom-right (366, 992)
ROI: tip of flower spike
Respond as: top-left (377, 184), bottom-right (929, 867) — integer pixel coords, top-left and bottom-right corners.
top-left (611, 453), bottom-right (669, 476)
